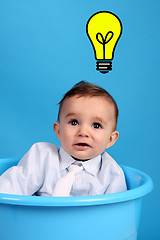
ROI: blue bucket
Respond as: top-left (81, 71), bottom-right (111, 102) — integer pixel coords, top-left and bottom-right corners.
top-left (0, 158), bottom-right (153, 240)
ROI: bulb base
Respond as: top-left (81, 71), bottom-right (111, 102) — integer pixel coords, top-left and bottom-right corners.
top-left (96, 60), bottom-right (112, 74)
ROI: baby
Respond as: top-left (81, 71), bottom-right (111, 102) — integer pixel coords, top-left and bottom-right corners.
top-left (0, 81), bottom-right (127, 196)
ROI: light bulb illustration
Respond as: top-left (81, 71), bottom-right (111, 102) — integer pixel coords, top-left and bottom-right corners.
top-left (86, 11), bottom-right (122, 74)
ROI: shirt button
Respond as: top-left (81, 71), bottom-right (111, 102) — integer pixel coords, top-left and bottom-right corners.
top-left (76, 177), bottom-right (81, 182)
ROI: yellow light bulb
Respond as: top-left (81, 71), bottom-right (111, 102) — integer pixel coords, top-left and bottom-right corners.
top-left (86, 11), bottom-right (122, 74)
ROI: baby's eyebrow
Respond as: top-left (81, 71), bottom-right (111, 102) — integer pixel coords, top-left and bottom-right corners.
top-left (65, 112), bottom-right (78, 119)
top-left (93, 117), bottom-right (106, 125)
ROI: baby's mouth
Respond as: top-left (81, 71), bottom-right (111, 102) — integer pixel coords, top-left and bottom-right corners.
top-left (76, 143), bottom-right (89, 146)
top-left (74, 143), bottom-right (91, 148)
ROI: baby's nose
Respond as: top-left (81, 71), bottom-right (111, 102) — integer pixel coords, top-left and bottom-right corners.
top-left (78, 126), bottom-right (89, 137)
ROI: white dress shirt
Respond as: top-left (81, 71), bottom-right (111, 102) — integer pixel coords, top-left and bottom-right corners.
top-left (0, 142), bottom-right (127, 196)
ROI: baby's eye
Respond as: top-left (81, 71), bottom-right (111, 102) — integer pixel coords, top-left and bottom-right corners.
top-left (92, 122), bottom-right (102, 129)
top-left (69, 119), bottom-right (79, 126)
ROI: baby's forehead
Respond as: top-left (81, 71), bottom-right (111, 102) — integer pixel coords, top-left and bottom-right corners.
top-left (61, 95), bottom-right (116, 116)
top-left (64, 94), bottom-right (114, 107)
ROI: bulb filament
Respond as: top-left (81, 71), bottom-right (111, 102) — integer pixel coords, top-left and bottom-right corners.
top-left (96, 31), bottom-right (114, 59)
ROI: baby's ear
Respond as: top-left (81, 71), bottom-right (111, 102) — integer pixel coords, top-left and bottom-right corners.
top-left (53, 122), bottom-right (60, 140)
top-left (106, 131), bottom-right (119, 149)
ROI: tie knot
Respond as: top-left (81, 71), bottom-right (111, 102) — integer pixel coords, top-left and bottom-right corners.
top-left (68, 164), bottom-right (83, 174)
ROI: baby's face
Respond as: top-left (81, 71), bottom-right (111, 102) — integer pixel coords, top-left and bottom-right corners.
top-left (54, 95), bottom-right (118, 161)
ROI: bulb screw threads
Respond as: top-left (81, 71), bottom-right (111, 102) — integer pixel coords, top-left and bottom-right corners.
top-left (96, 60), bottom-right (112, 74)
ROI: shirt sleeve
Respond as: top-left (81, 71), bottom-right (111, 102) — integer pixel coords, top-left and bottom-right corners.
top-left (104, 167), bottom-right (127, 194)
top-left (101, 152), bottom-right (127, 195)
top-left (0, 143), bottom-right (47, 196)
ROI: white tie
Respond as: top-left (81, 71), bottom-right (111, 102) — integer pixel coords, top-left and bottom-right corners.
top-left (52, 165), bottom-right (83, 197)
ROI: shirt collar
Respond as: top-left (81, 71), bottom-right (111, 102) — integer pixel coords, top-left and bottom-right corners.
top-left (82, 155), bottom-right (101, 176)
top-left (59, 147), bottom-right (102, 176)
top-left (59, 147), bottom-right (75, 171)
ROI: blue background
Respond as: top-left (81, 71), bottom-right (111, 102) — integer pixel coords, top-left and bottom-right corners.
top-left (0, 0), bottom-right (159, 239)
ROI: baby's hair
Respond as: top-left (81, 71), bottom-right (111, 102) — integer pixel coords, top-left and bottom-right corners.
top-left (58, 81), bottom-right (119, 128)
